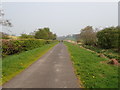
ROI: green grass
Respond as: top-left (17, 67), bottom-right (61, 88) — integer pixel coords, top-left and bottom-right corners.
top-left (1, 42), bottom-right (57, 85)
top-left (64, 42), bottom-right (119, 88)
top-left (82, 45), bottom-right (119, 63)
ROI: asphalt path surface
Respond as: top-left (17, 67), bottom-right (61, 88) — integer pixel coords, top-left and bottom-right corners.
top-left (3, 43), bottom-right (80, 88)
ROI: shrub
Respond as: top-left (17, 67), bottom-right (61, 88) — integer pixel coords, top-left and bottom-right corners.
top-left (97, 27), bottom-right (119, 49)
top-left (1, 39), bottom-right (54, 57)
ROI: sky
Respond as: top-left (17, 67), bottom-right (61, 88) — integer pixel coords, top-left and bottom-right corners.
top-left (2, 1), bottom-right (118, 36)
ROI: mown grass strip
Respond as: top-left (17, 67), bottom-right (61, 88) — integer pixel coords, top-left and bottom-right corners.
top-left (1, 42), bottom-right (58, 85)
top-left (64, 42), bottom-right (118, 88)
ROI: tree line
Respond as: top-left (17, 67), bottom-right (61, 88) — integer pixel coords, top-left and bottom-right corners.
top-left (20, 27), bottom-right (57, 40)
top-left (1, 27), bottom-right (57, 40)
top-left (77, 26), bottom-right (119, 51)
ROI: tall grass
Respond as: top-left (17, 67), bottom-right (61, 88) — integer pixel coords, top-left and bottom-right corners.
top-left (65, 42), bottom-right (118, 88)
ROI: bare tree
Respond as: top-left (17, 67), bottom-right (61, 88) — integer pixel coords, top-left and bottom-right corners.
top-left (0, 9), bottom-right (12, 27)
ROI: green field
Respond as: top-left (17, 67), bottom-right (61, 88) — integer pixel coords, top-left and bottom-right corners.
top-left (1, 42), bottom-right (57, 85)
top-left (64, 42), bottom-right (118, 88)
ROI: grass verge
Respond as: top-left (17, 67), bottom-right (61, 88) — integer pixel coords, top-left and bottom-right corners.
top-left (81, 44), bottom-right (119, 63)
top-left (1, 42), bottom-right (58, 85)
top-left (64, 42), bottom-right (118, 88)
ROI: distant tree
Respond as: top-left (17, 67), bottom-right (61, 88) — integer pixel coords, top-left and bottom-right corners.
top-left (73, 34), bottom-right (80, 42)
top-left (97, 27), bottom-right (119, 49)
top-left (35, 28), bottom-right (48, 39)
top-left (20, 34), bottom-right (34, 39)
top-left (57, 36), bottom-right (66, 40)
top-left (80, 26), bottom-right (97, 45)
top-left (34, 27), bottom-right (56, 40)
top-left (63, 34), bottom-right (77, 41)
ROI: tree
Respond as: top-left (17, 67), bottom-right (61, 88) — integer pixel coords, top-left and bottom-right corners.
top-left (20, 34), bottom-right (34, 39)
top-left (0, 9), bottom-right (13, 37)
top-left (53, 34), bottom-right (57, 40)
top-left (35, 28), bottom-right (49, 39)
top-left (97, 27), bottom-right (119, 49)
top-left (80, 26), bottom-right (97, 45)
top-left (0, 9), bottom-right (12, 27)
top-left (34, 27), bottom-right (56, 40)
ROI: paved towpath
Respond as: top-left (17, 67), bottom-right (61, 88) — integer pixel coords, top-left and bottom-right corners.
top-left (3, 43), bottom-right (79, 88)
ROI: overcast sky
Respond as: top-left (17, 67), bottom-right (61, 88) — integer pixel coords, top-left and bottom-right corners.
top-left (2, 2), bottom-right (118, 36)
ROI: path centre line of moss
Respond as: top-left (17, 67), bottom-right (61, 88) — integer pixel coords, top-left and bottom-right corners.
top-left (2, 42), bottom-right (58, 85)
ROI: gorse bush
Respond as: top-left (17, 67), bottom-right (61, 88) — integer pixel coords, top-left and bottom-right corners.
top-left (1, 39), bottom-right (54, 57)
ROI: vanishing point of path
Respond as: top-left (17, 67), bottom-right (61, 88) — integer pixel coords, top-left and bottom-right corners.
top-left (3, 43), bottom-right (80, 88)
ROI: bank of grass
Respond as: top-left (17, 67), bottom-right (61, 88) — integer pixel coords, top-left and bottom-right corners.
top-left (81, 44), bottom-right (120, 63)
top-left (1, 42), bottom-right (58, 85)
top-left (64, 42), bottom-right (119, 88)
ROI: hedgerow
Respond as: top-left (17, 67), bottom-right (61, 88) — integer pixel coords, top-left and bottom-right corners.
top-left (1, 39), bottom-right (54, 57)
